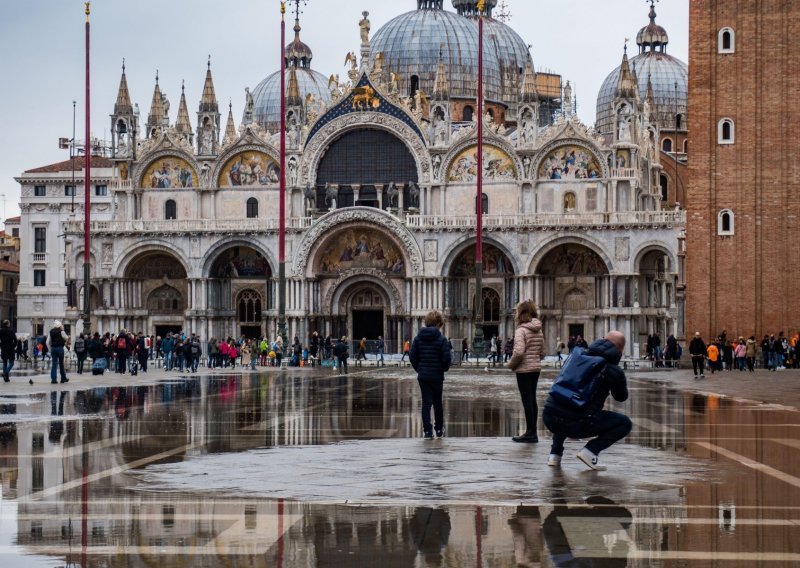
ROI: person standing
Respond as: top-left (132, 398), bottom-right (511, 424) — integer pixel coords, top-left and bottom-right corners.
top-left (555, 337), bottom-right (566, 367)
top-left (734, 338), bottom-right (747, 372)
top-left (0, 320), bottom-right (17, 383)
top-left (136, 333), bottom-right (149, 373)
top-left (274, 336), bottom-right (284, 367)
top-left (46, 320), bottom-right (70, 384)
top-left (115, 330), bottom-right (131, 374)
top-left (73, 333), bottom-right (87, 374)
top-left (507, 301), bottom-right (545, 443)
top-left (706, 340), bottom-right (720, 374)
top-left (461, 337), bottom-right (469, 363)
top-left (745, 335), bottom-right (757, 372)
top-left (489, 335), bottom-right (497, 364)
top-left (376, 335), bottom-right (385, 367)
top-left (542, 331), bottom-right (630, 470)
top-left (409, 310), bottom-right (452, 440)
top-left (333, 336), bottom-right (349, 374)
top-left (689, 332), bottom-right (707, 379)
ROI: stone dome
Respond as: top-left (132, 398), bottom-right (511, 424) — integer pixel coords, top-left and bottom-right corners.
top-left (370, 7), bottom-right (506, 104)
top-left (250, 20), bottom-right (331, 131)
top-left (595, 5), bottom-right (687, 135)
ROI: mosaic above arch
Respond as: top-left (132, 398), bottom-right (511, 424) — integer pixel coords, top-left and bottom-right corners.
top-left (218, 151), bottom-right (280, 187)
top-left (450, 244), bottom-right (514, 277)
top-left (538, 244), bottom-right (607, 276)
top-left (448, 145), bottom-right (517, 183)
top-left (210, 246), bottom-right (272, 278)
top-left (316, 228), bottom-right (405, 276)
top-left (142, 157), bottom-right (198, 189)
top-left (538, 145), bottom-right (602, 180)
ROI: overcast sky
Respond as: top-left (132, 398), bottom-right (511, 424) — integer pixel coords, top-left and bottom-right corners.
top-left (0, 0), bottom-right (688, 221)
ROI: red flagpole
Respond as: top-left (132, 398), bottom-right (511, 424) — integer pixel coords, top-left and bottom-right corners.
top-left (277, 1), bottom-right (287, 346)
top-left (474, 1), bottom-right (485, 349)
top-left (83, 1), bottom-right (92, 335)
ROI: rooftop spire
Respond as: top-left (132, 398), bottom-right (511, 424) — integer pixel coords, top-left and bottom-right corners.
top-left (433, 48), bottom-right (450, 99)
top-left (199, 57), bottom-right (219, 112)
top-left (287, 66), bottom-right (302, 107)
top-left (114, 59), bottom-right (133, 115)
top-left (175, 80), bottom-right (192, 134)
top-left (223, 101), bottom-right (237, 145)
top-left (615, 47), bottom-right (639, 100)
top-left (417, 1), bottom-right (444, 10)
top-left (520, 55), bottom-right (538, 103)
top-left (146, 71), bottom-right (165, 131)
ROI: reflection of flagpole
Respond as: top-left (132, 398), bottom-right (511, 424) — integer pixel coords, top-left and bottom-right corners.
top-left (474, 0), bottom-right (485, 352)
top-left (83, 1), bottom-right (92, 337)
top-left (278, 1), bottom-right (287, 349)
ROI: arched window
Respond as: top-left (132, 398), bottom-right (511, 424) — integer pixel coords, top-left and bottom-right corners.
top-left (659, 174), bottom-right (669, 202)
top-left (475, 192), bottom-right (488, 214)
top-left (246, 197), bottom-right (258, 218)
top-left (165, 199), bottom-right (177, 220)
top-left (718, 209), bottom-right (735, 236)
top-left (676, 114), bottom-right (683, 130)
top-left (482, 288), bottom-right (501, 323)
top-left (487, 108), bottom-right (494, 120)
top-left (662, 138), bottom-right (673, 153)
top-left (462, 105), bottom-right (474, 122)
top-left (718, 27), bottom-right (735, 53)
top-left (237, 289), bottom-right (263, 323)
top-left (410, 75), bottom-right (420, 97)
top-left (718, 118), bottom-right (735, 144)
top-left (683, 139), bottom-right (689, 154)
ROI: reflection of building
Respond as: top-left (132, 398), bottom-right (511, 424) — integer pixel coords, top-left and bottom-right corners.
top-left (16, 1), bottom-right (685, 354)
top-left (686, 1), bottom-right (800, 338)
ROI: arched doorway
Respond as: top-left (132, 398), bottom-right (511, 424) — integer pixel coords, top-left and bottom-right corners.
top-left (446, 242), bottom-right (516, 341)
top-left (536, 243), bottom-right (609, 344)
top-left (123, 251), bottom-right (188, 335)
top-left (315, 129), bottom-right (419, 212)
top-left (637, 249), bottom-right (675, 346)
top-left (208, 246), bottom-right (272, 339)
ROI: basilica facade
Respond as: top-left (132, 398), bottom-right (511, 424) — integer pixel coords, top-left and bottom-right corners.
top-left (17, 0), bottom-right (686, 355)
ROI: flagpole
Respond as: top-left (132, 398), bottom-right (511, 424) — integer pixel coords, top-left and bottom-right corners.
top-left (83, 1), bottom-right (92, 337)
top-left (278, 0), bottom-right (288, 352)
top-left (474, 0), bottom-right (485, 354)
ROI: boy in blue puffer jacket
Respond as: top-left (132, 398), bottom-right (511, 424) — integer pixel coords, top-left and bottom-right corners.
top-left (409, 310), bottom-right (452, 440)
top-left (542, 330), bottom-right (631, 471)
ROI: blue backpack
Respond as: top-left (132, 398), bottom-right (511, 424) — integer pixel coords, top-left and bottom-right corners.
top-left (549, 347), bottom-right (607, 410)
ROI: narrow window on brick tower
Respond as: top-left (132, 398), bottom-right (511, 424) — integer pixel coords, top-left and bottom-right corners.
top-left (718, 28), bottom-right (735, 53)
top-left (718, 209), bottom-right (735, 236)
top-left (718, 118), bottom-right (735, 144)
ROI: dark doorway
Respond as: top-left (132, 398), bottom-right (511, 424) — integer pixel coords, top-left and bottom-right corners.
top-left (240, 326), bottom-right (262, 340)
top-left (482, 325), bottom-right (499, 341)
top-left (356, 185), bottom-right (379, 208)
top-left (353, 310), bottom-right (383, 342)
top-left (568, 323), bottom-right (585, 341)
top-left (156, 325), bottom-right (183, 339)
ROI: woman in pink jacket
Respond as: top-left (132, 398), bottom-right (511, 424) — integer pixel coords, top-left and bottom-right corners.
top-left (507, 300), bottom-right (545, 443)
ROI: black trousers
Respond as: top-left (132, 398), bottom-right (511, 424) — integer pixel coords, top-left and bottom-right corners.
top-left (418, 379), bottom-right (444, 434)
top-left (691, 355), bottom-right (704, 375)
top-left (515, 371), bottom-right (540, 434)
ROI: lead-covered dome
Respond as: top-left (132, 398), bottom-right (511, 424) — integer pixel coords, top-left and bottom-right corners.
top-left (250, 20), bottom-right (331, 131)
top-left (371, 7), bottom-right (505, 103)
top-left (596, 4), bottom-right (687, 134)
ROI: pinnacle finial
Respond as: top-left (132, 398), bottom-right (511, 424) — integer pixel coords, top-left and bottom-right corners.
top-left (207, 55), bottom-right (211, 70)
top-left (85, 1), bottom-right (90, 21)
top-left (181, 80), bottom-right (185, 94)
top-left (122, 58), bottom-right (126, 74)
top-left (155, 69), bottom-right (159, 84)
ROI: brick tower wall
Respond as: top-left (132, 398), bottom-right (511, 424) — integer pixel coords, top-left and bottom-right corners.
top-left (686, 0), bottom-right (800, 340)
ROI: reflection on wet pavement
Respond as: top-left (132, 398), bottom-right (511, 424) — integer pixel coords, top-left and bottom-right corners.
top-left (0, 370), bottom-right (798, 566)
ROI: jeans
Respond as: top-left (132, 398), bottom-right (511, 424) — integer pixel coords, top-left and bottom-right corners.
top-left (2, 356), bottom-right (14, 377)
top-left (76, 353), bottom-right (87, 373)
top-left (50, 346), bottom-right (67, 382)
top-left (737, 356), bottom-right (746, 371)
top-left (190, 355), bottom-right (199, 373)
top-left (543, 406), bottom-right (632, 457)
top-left (164, 351), bottom-right (173, 371)
top-left (418, 379), bottom-right (444, 435)
top-left (378, 348), bottom-right (384, 365)
top-left (117, 353), bottom-right (127, 373)
top-left (515, 371), bottom-right (540, 435)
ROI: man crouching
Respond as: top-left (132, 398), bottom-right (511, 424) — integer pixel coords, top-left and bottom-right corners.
top-left (542, 331), bottom-right (631, 471)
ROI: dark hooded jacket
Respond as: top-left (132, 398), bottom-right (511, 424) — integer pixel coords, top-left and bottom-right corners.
top-left (544, 338), bottom-right (628, 417)
top-left (409, 326), bottom-right (452, 381)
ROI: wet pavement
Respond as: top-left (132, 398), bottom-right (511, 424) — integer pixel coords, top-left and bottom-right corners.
top-left (1, 365), bottom-right (799, 566)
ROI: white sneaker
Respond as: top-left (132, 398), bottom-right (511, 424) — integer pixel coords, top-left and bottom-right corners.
top-left (547, 454), bottom-right (562, 467)
top-left (577, 448), bottom-right (607, 471)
